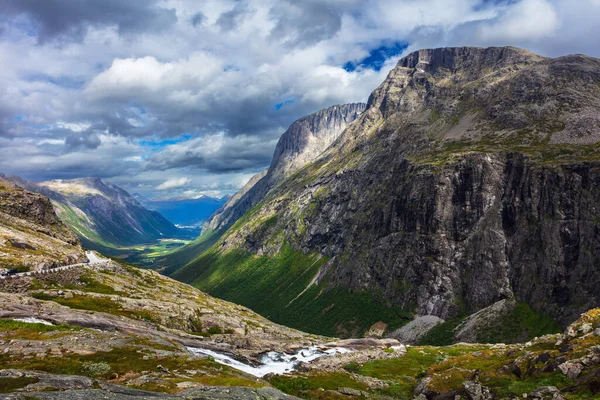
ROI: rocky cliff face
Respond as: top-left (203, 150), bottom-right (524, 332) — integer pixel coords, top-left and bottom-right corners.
top-left (0, 175), bottom-right (84, 270)
top-left (204, 103), bottom-right (366, 233)
top-left (173, 47), bottom-right (600, 337)
top-left (8, 176), bottom-right (183, 249)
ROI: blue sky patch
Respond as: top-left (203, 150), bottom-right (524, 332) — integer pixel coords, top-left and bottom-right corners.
top-left (274, 97), bottom-right (295, 111)
top-left (343, 41), bottom-right (408, 72)
top-left (139, 134), bottom-right (192, 149)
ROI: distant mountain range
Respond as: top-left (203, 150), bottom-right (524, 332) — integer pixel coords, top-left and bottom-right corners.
top-left (5, 176), bottom-right (183, 251)
top-left (133, 193), bottom-right (228, 228)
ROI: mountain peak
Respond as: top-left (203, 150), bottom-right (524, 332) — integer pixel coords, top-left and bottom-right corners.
top-left (270, 102), bottom-right (366, 178)
top-left (397, 46), bottom-right (545, 75)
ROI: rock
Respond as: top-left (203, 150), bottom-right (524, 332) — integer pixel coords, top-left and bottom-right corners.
top-left (337, 387), bottom-right (362, 396)
top-left (0, 371), bottom-right (302, 399)
top-left (364, 321), bottom-right (388, 338)
top-left (389, 315), bottom-right (444, 344)
top-left (462, 380), bottom-right (492, 400)
top-left (535, 353), bottom-right (551, 363)
top-left (63, 291), bottom-right (74, 299)
top-left (454, 299), bottom-right (517, 343)
top-left (558, 361), bottom-right (583, 379)
top-left (528, 386), bottom-right (565, 400)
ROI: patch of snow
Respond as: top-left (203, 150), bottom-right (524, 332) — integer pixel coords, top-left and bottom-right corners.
top-left (187, 346), bottom-right (351, 377)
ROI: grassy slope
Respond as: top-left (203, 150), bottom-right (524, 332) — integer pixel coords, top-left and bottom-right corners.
top-left (418, 302), bottom-right (561, 346)
top-left (173, 243), bottom-right (412, 337)
top-left (158, 229), bottom-right (224, 274)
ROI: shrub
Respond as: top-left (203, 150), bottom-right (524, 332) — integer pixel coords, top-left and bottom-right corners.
top-left (82, 362), bottom-right (112, 377)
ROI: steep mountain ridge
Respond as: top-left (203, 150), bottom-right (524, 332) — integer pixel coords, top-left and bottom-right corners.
top-left (8, 176), bottom-right (182, 250)
top-left (172, 46), bottom-right (600, 338)
top-left (204, 103), bottom-right (366, 233)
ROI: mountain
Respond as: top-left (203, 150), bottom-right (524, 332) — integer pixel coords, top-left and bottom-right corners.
top-left (204, 103), bottom-right (367, 233)
top-left (0, 174), bottom-right (85, 271)
top-left (7, 176), bottom-right (182, 250)
top-left (134, 193), bottom-right (227, 228)
top-left (170, 46), bottom-right (600, 340)
top-left (160, 103), bottom-right (367, 271)
top-left (2, 175), bottom-right (600, 400)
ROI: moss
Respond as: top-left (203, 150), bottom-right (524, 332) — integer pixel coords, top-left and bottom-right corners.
top-left (195, 376), bottom-right (264, 388)
top-left (417, 316), bottom-right (467, 346)
top-left (30, 293), bottom-right (161, 324)
top-left (0, 376), bottom-right (40, 393)
top-left (268, 372), bottom-right (367, 398)
top-left (342, 362), bottom-right (360, 372)
top-left (0, 344), bottom-right (249, 389)
top-left (474, 302), bottom-right (561, 344)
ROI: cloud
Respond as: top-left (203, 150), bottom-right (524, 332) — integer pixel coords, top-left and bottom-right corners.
top-left (269, 1), bottom-right (343, 47)
top-left (0, 0), bottom-right (177, 43)
top-left (1, 0), bottom-right (599, 199)
top-left (64, 131), bottom-right (102, 150)
top-left (216, 2), bottom-right (250, 31)
top-left (190, 12), bottom-right (206, 27)
top-left (145, 132), bottom-right (278, 173)
top-left (156, 177), bottom-right (191, 190)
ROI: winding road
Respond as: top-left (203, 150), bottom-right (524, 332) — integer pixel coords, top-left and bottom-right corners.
top-left (0, 251), bottom-right (108, 280)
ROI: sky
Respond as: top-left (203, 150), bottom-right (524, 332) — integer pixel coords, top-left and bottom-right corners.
top-left (0, 0), bottom-right (599, 200)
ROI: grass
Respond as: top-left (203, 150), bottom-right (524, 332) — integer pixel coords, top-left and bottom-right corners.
top-left (269, 372), bottom-right (367, 399)
top-left (474, 302), bottom-right (561, 344)
top-left (0, 376), bottom-right (40, 393)
top-left (409, 132), bottom-right (600, 168)
top-left (0, 344), bottom-right (259, 393)
top-left (0, 319), bottom-right (82, 340)
top-left (159, 228), bottom-right (224, 274)
top-left (174, 242), bottom-right (412, 337)
top-left (418, 316), bottom-right (467, 346)
top-left (30, 292), bottom-right (161, 324)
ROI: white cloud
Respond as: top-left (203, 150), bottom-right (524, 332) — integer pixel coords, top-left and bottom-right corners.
top-left (1, 0), bottom-right (599, 198)
top-left (476, 0), bottom-right (558, 42)
top-left (156, 177), bottom-right (191, 190)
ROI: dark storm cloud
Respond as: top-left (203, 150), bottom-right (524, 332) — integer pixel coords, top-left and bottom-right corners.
top-left (64, 131), bottom-right (102, 150)
top-left (0, 0), bottom-right (177, 42)
top-left (190, 12), bottom-right (206, 27)
top-left (144, 134), bottom-right (277, 174)
top-left (268, 0), bottom-right (343, 47)
top-left (216, 2), bottom-right (250, 31)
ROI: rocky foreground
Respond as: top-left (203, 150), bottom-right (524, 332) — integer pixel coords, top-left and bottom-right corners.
top-left (0, 175), bottom-right (86, 273)
top-left (0, 258), bottom-right (599, 399)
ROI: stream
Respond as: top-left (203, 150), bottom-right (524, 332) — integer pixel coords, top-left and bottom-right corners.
top-left (188, 346), bottom-right (351, 377)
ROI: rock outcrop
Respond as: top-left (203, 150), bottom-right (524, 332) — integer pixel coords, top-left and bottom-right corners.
top-left (0, 175), bottom-right (85, 271)
top-left (172, 46), bottom-right (600, 337)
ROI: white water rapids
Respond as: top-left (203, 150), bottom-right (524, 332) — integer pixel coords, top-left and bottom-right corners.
top-left (188, 346), bottom-right (352, 377)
